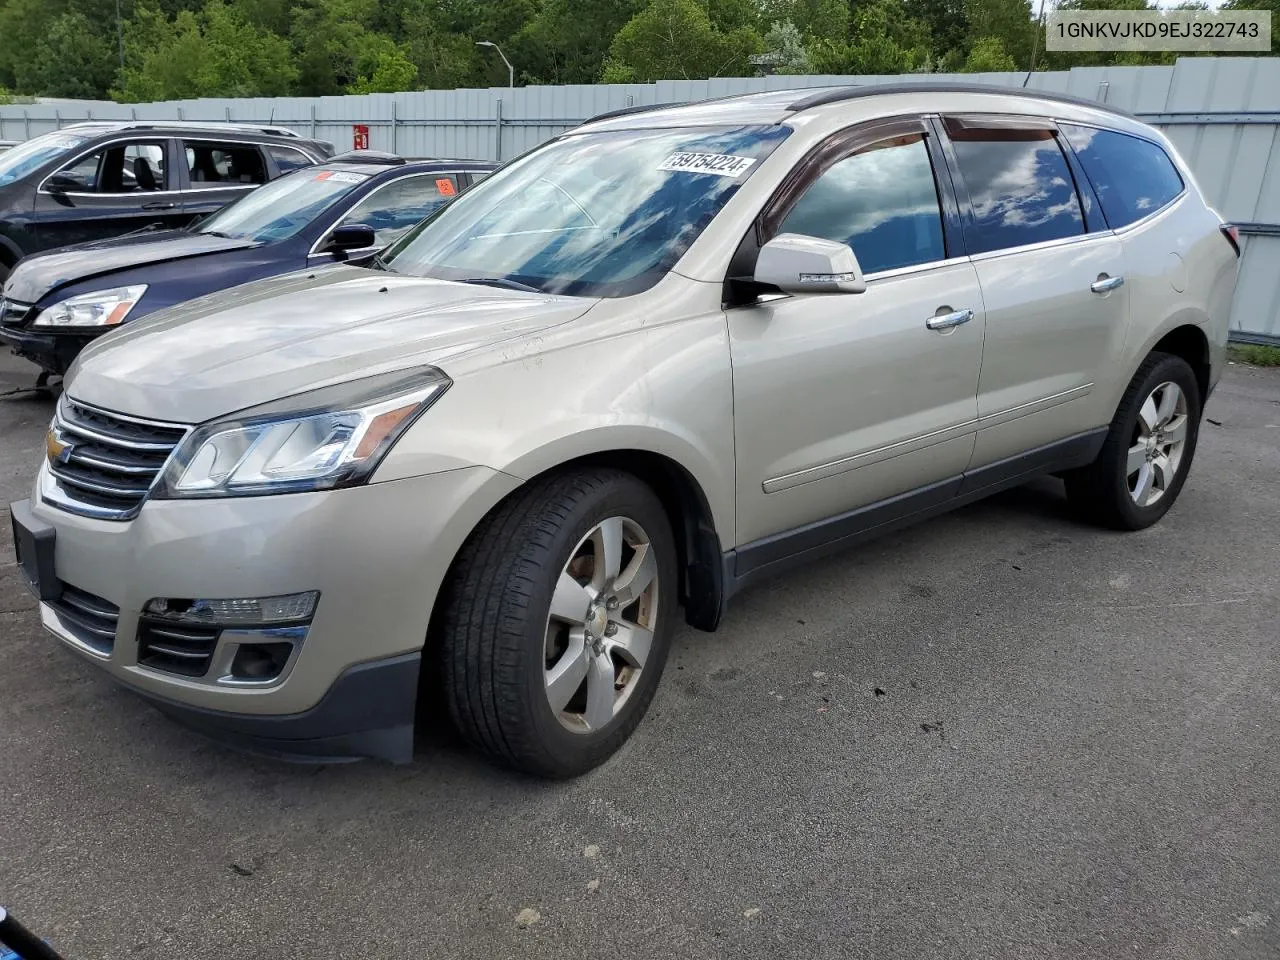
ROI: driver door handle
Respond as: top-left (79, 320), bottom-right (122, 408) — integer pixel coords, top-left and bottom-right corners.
top-left (926, 308), bottom-right (973, 331)
top-left (1091, 274), bottom-right (1125, 293)
top-left (142, 201), bottom-right (176, 211)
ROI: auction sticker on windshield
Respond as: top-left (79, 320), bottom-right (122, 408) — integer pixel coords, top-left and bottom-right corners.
top-left (657, 152), bottom-right (757, 177)
top-left (314, 171), bottom-right (369, 184)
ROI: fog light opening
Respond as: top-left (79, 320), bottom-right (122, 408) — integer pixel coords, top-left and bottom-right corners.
top-left (229, 642), bottom-right (296, 682)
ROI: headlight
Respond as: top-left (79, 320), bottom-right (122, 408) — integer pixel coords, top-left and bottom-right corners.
top-left (33, 285), bottom-right (148, 328)
top-left (154, 368), bottom-right (451, 498)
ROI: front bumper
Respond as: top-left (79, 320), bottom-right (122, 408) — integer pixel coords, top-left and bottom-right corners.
top-left (130, 651), bottom-right (423, 763)
top-left (15, 463), bottom-right (521, 762)
top-left (0, 326), bottom-right (90, 376)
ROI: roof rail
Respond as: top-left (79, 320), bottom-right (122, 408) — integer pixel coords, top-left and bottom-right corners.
top-left (582, 102), bottom-right (686, 125)
top-left (786, 82), bottom-right (1137, 119)
top-left (61, 120), bottom-right (304, 138)
top-left (329, 149), bottom-right (407, 165)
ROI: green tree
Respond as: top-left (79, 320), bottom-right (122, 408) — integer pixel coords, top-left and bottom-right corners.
top-left (289, 0), bottom-right (380, 94)
top-left (760, 0), bottom-right (849, 39)
top-left (518, 0), bottom-right (649, 84)
top-left (401, 6), bottom-right (479, 89)
top-left (14, 12), bottom-right (118, 98)
top-left (114, 0), bottom-right (297, 100)
top-left (349, 38), bottom-right (419, 92)
top-left (905, 0), bottom-right (969, 70)
top-left (962, 34), bottom-right (1016, 70)
top-left (807, 0), bottom-right (933, 74)
top-left (764, 18), bottom-right (811, 72)
top-left (964, 0), bottom-right (1036, 69)
top-left (602, 0), bottom-right (762, 82)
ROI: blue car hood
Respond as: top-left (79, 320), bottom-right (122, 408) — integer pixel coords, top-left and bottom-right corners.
top-left (2, 231), bottom-right (259, 304)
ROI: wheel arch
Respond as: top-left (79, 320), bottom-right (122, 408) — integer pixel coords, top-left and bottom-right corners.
top-left (430, 445), bottom-right (730, 640)
top-left (1120, 312), bottom-right (1214, 410)
top-left (0, 234), bottom-right (23, 271)
top-left (1149, 323), bottom-right (1211, 403)
top-left (531, 449), bottom-right (727, 632)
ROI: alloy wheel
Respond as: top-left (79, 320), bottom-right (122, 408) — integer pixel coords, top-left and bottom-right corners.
top-left (543, 516), bottom-right (660, 734)
top-left (1127, 380), bottom-right (1189, 507)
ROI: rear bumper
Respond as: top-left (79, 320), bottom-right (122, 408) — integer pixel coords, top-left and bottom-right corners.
top-left (0, 326), bottom-right (90, 375)
top-left (124, 651), bottom-right (423, 764)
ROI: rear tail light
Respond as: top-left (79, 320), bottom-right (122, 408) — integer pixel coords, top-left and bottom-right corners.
top-left (1221, 223), bottom-right (1241, 258)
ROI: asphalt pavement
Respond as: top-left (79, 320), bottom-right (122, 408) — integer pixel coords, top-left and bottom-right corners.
top-left (2, 350), bottom-right (1278, 960)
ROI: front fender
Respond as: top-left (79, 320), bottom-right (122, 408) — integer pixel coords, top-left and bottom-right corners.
top-left (374, 281), bottom-right (737, 546)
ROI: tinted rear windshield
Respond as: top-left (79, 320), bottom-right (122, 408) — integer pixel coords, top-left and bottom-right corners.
top-left (379, 125), bottom-right (791, 297)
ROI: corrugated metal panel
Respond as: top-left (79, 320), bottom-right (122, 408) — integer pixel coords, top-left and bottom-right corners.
top-left (1, 58), bottom-right (1277, 337)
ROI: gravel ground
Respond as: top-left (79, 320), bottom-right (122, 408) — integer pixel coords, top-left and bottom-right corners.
top-left (1, 351), bottom-right (1278, 960)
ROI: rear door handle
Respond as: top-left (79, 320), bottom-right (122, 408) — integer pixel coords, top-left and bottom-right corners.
top-left (926, 308), bottom-right (973, 331)
top-left (1091, 274), bottom-right (1124, 293)
top-left (141, 201), bottom-right (176, 211)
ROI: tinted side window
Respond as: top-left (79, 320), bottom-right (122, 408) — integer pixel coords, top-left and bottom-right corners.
top-left (1060, 124), bottom-right (1184, 228)
top-left (778, 134), bottom-right (945, 274)
top-left (268, 145), bottom-right (313, 174)
top-left (184, 142), bottom-right (267, 190)
top-left (340, 175), bottom-right (458, 246)
top-left (949, 130), bottom-right (1083, 254)
top-left (55, 141), bottom-right (167, 193)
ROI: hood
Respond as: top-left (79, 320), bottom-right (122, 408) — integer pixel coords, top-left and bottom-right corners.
top-left (67, 267), bottom-right (598, 424)
top-left (3, 231), bottom-right (258, 303)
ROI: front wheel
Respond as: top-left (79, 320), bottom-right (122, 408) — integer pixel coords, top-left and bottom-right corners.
top-left (438, 468), bottom-right (677, 778)
top-left (1066, 352), bottom-right (1202, 530)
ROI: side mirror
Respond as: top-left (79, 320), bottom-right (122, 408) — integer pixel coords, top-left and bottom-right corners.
top-left (753, 233), bottom-right (866, 295)
top-left (45, 173), bottom-right (82, 194)
top-left (326, 223), bottom-right (376, 252)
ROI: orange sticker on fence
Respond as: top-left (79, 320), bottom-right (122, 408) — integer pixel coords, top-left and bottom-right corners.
top-left (435, 178), bottom-right (457, 196)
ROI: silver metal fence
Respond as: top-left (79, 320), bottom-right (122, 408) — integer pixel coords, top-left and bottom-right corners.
top-left (3, 57), bottom-right (1278, 340)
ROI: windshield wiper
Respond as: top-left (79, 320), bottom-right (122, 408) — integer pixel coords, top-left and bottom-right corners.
top-left (117, 222), bottom-right (166, 239)
top-left (461, 276), bottom-right (544, 294)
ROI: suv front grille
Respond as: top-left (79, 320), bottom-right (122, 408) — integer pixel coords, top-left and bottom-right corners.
top-left (137, 621), bottom-right (221, 678)
top-left (45, 397), bottom-right (189, 521)
top-left (48, 585), bottom-right (120, 655)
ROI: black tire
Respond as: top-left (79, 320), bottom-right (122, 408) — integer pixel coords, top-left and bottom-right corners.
top-left (0, 261), bottom-right (10, 286)
top-left (1065, 351), bottom-right (1202, 530)
top-left (437, 468), bottom-right (677, 778)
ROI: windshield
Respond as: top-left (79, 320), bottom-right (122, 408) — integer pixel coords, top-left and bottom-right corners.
top-left (0, 131), bottom-right (91, 187)
top-left (197, 168), bottom-right (370, 242)
top-left (380, 125), bottom-right (791, 297)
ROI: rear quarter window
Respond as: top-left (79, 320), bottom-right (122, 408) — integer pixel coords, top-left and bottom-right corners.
top-left (1060, 124), bottom-right (1184, 228)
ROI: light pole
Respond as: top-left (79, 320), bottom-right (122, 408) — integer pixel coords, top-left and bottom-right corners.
top-left (476, 41), bottom-right (514, 89)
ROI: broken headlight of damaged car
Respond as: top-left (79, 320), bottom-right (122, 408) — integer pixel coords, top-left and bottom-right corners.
top-left (153, 367), bottom-right (451, 498)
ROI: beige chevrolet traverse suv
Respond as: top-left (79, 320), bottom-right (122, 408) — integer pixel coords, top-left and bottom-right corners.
top-left (9, 84), bottom-right (1239, 777)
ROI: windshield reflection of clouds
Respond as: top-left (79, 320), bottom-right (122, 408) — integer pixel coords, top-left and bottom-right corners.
top-left (383, 125), bottom-right (790, 297)
top-left (955, 139), bottom-right (1083, 251)
top-left (199, 172), bottom-right (357, 242)
top-left (0, 132), bottom-right (89, 186)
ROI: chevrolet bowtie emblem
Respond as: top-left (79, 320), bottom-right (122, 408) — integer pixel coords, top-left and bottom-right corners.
top-left (46, 429), bottom-right (73, 465)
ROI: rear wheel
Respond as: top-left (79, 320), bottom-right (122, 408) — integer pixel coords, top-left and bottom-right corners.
top-left (1066, 352), bottom-right (1201, 530)
top-left (438, 469), bottom-right (677, 778)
